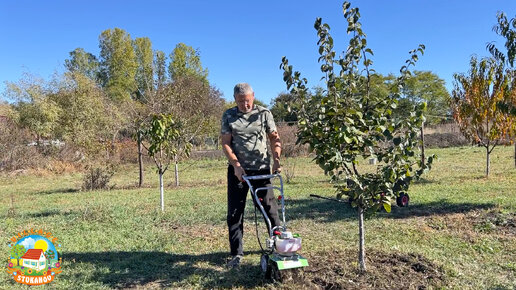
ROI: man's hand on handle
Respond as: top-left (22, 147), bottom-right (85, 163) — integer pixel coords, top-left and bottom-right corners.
top-left (272, 158), bottom-right (282, 174)
top-left (233, 163), bottom-right (246, 182)
top-left (222, 134), bottom-right (247, 182)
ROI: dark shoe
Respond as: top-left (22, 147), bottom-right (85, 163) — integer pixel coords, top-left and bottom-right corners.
top-left (226, 255), bottom-right (243, 268)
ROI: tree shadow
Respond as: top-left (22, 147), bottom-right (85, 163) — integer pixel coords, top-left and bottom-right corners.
top-left (2, 209), bottom-right (75, 219)
top-left (114, 184), bottom-right (154, 190)
top-left (413, 177), bottom-right (434, 184)
top-left (280, 196), bottom-right (497, 223)
top-left (63, 250), bottom-right (267, 289)
top-left (24, 209), bottom-right (74, 218)
top-left (33, 188), bottom-right (79, 195)
top-left (383, 199), bottom-right (496, 219)
top-left (281, 197), bottom-right (357, 223)
top-left (488, 285), bottom-right (514, 290)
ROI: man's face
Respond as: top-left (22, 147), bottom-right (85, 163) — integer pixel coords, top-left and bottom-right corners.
top-left (235, 93), bottom-right (254, 113)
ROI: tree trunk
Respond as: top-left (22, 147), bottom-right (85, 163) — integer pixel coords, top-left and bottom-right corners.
top-left (159, 169), bottom-right (164, 212)
top-left (174, 155), bottom-right (179, 187)
top-left (358, 206), bottom-right (366, 273)
top-left (420, 122), bottom-right (425, 165)
top-left (111, 132), bottom-right (117, 159)
top-left (486, 145), bottom-right (490, 178)
top-left (514, 142), bottom-right (515, 168)
top-left (137, 131), bottom-right (144, 187)
top-left (91, 167), bottom-right (95, 190)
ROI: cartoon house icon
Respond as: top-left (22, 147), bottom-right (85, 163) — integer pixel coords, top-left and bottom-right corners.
top-left (21, 249), bottom-right (47, 271)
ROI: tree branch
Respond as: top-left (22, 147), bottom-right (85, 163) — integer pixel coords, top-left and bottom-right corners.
top-left (352, 162), bottom-right (360, 176)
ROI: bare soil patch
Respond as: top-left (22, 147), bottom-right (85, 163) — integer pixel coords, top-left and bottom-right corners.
top-left (278, 249), bottom-right (446, 289)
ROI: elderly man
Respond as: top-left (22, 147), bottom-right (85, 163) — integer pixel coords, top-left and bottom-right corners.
top-left (221, 83), bottom-right (282, 268)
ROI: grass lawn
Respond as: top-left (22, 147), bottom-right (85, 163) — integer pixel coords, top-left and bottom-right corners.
top-left (1, 146), bottom-right (515, 289)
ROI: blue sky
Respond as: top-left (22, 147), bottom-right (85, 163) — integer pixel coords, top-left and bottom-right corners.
top-left (1, 0), bottom-right (515, 105)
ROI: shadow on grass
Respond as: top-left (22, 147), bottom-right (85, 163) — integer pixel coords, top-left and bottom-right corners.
top-left (34, 188), bottom-right (79, 195)
top-left (64, 250), bottom-right (267, 288)
top-left (413, 177), bottom-right (435, 185)
top-left (384, 199), bottom-right (496, 219)
top-left (2, 209), bottom-right (75, 219)
top-left (281, 196), bottom-right (497, 222)
top-left (283, 197), bottom-right (357, 223)
top-left (25, 209), bottom-right (74, 218)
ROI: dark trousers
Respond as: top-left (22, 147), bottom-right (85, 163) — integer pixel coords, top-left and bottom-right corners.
top-left (227, 165), bottom-right (281, 256)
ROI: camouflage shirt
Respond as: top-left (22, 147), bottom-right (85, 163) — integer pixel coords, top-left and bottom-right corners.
top-left (221, 105), bottom-right (277, 170)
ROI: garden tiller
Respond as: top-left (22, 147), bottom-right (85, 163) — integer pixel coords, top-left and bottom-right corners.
top-left (242, 173), bottom-right (308, 281)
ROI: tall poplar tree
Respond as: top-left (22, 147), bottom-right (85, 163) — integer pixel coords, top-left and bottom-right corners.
top-left (64, 48), bottom-right (100, 82)
top-left (154, 50), bottom-right (167, 89)
top-left (133, 37), bottom-right (154, 101)
top-left (168, 43), bottom-right (208, 84)
top-left (99, 28), bottom-right (137, 102)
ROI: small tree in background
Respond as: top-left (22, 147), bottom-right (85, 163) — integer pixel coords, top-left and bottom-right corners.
top-left (270, 92), bottom-right (300, 123)
top-left (364, 72), bottom-right (451, 125)
top-left (148, 76), bottom-right (224, 186)
top-left (451, 56), bottom-right (515, 177)
top-left (281, 1), bottom-right (433, 272)
top-left (487, 12), bottom-right (516, 168)
top-left (5, 73), bottom-right (60, 146)
top-left (51, 72), bottom-right (121, 157)
top-left (65, 48), bottom-right (100, 83)
top-left (161, 44), bottom-right (223, 186)
top-left (141, 113), bottom-right (190, 212)
top-left (397, 71), bottom-right (451, 124)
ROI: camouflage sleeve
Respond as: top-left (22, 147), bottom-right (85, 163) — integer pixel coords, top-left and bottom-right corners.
top-left (265, 109), bottom-right (277, 134)
top-left (221, 110), bottom-right (231, 135)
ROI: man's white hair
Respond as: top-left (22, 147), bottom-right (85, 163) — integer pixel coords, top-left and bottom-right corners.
top-left (233, 83), bottom-right (254, 97)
